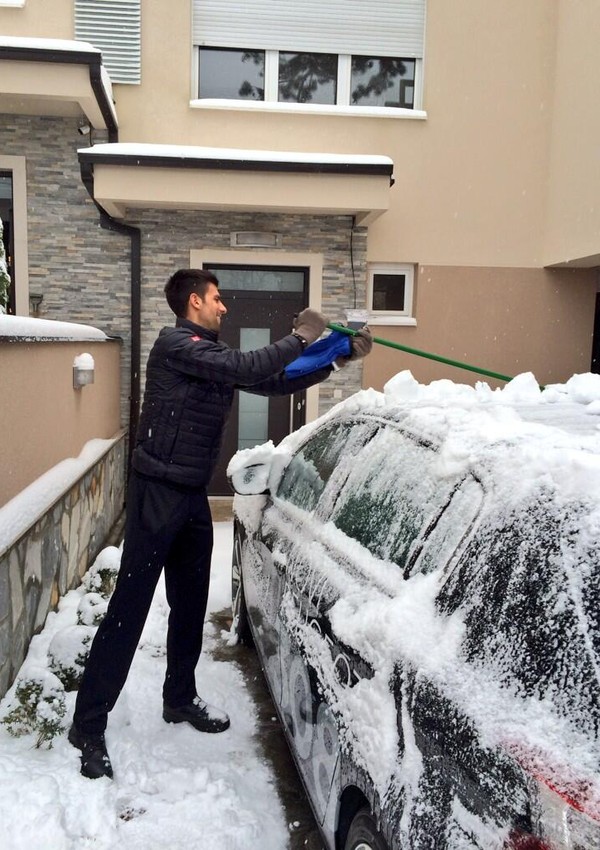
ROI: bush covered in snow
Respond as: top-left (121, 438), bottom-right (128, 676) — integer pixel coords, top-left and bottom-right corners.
top-left (77, 591), bottom-right (108, 626)
top-left (81, 545), bottom-right (121, 598)
top-left (0, 667), bottom-right (66, 748)
top-left (47, 625), bottom-right (96, 691)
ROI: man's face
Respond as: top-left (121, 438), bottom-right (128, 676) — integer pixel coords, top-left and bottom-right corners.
top-left (189, 283), bottom-right (227, 331)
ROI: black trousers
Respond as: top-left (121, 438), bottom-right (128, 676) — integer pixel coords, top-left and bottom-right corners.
top-left (73, 471), bottom-right (214, 734)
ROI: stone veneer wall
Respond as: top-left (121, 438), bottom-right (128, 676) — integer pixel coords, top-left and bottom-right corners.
top-left (0, 436), bottom-right (126, 698)
top-left (0, 115), bottom-right (132, 425)
top-left (125, 208), bottom-right (368, 415)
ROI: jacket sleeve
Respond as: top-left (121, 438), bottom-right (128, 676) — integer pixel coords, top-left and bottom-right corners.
top-left (163, 331), bottom-right (305, 385)
top-left (238, 365), bottom-right (334, 396)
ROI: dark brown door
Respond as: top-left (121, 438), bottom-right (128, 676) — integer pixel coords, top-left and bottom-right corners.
top-left (204, 264), bottom-right (308, 495)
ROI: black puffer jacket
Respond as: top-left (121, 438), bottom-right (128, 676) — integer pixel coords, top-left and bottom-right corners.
top-left (132, 317), bottom-right (332, 487)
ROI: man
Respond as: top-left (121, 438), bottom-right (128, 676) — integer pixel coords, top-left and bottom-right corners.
top-left (69, 268), bottom-right (372, 779)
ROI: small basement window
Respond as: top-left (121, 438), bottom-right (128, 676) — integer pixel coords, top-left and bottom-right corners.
top-left (368, 263), bottom-right (415, 321)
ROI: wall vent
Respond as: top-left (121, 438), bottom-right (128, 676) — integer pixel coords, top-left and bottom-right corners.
top-left (230, 231), bottom-right (281, 248)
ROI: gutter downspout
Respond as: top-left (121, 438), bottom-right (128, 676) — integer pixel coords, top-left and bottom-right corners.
top-left (80, 160), bottom-right (141, 476)
top-left (88, 58), bottom-right (119, 144)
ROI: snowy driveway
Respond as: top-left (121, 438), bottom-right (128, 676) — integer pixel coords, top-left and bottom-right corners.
top-left (0, 522), bottom-right (321, 850)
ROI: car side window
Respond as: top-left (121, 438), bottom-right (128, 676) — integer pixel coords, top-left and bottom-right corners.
top-left (437, 494), bottom-right (600, 734)
top-left (408, 476), bottom-right (484, 577)
top-left (276, 421), bottom-right (375, 512)
top-left (330, 427), bottom-right (459, 572)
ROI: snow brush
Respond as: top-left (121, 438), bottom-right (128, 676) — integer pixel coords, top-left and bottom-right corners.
top-left (327, 322), bottom-right (520, 386)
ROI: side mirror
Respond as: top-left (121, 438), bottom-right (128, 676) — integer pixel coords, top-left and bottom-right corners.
top-left (226, 443), bottom-right (274, 495)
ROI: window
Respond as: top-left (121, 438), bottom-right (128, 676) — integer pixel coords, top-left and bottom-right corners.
top-left (279, 52), bottom-right (337, 105)
top-left (0, 172), bottom-right (12, 314)
top-left (276, 421), bottom-right (375, 513)
top-left (0, 157), bottom-right (28, 316)
top-left (368, 263), bottom-right (415, 319)
top-left (331, 428), bottom-right (458, 573)
top-left (277, 423), bottom-right (355, 512)
top-left (197, 50), bottom-right (417, 109)
top-left (199, 48), bottom-right (265, 100)
top-left (192, 0), bottom-right (425, 112)
top-left (351, 57), bottom-right (415, 109)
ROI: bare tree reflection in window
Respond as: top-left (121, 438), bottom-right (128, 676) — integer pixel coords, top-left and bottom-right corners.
top-left (238, 51), bottom-right (265, 100)
top-left (351, 57), bottom-right (415, 109)
top-left (278, 53), bottom-right (337, 104)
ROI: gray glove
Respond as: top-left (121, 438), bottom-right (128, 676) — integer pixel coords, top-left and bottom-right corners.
top-left (349, 328), bottom-right (373, 360)
top-left (293, 308), bottom-right (328, 345)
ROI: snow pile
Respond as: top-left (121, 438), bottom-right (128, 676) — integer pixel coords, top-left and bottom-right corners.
top-left (0, 437), bottom-right (118, 554)
top-left (0, 314), bottom-right (108, 340)
top-left (73, 352), bottom-right (95, 370)
top-left (0, 524), bottom-right (290, 850)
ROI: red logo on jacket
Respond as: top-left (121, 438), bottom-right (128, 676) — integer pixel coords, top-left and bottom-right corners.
top-left (190, 335), bottom-right (202, 341)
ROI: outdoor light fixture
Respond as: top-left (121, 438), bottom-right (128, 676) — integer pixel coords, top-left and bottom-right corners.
top-left (73, 352), bottom-right (95, 389)
top-left (77, 122), bottom-right (91, 136)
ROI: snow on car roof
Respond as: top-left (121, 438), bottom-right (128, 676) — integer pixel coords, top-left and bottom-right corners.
top-left (228, 369), bottom-right (600, 499)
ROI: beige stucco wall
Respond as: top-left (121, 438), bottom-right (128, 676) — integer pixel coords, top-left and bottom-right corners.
top-left (0, 339), bottom-right (122, 506)
top-left (364, 266), bottom-right (597, 391)
top-left (544, 0), bottom-right (600, 267)
top-left (0, 0), bottom-right (74, 37)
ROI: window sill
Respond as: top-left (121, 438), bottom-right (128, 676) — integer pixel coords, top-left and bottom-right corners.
top-left (190, 99), bottom-right (427, 120)
top-left (367, 316), bottom-right (417, 327)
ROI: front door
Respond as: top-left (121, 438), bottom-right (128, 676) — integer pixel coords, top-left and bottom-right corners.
top-left (204, 264), bottom-right (308, 495)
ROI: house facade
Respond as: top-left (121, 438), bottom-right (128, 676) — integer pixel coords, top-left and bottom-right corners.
top-left (1, 0), bottom-right (599, 496)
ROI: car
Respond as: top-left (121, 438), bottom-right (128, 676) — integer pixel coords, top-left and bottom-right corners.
top-left (227, 373), bottom-right (600, 850)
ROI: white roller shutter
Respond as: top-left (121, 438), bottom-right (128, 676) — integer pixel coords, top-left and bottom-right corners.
top-left (192, 0), bottom-right (425, 58)
top-left (75, 0), bottom-right (141, 84)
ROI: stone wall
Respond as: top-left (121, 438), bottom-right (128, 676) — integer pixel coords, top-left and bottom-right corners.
top-left (0, 114), bottom-right (132, 425)
top-left (0, 436), bottom-right (126, 698)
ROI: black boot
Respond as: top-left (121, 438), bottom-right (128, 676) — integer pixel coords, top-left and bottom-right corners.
top-left (68, 724), bottom-right (113, 779)
top-left (163, 696), bottom-right (230, 733)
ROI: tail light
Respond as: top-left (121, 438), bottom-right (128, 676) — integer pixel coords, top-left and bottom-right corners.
top-left (504, 743), bottom-right (600, 850)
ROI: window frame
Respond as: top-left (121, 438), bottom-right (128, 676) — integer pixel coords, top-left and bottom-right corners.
top-left (367, 262), bottom-right (416, 326)
top-left (193, 48), bottom-right (424, 115)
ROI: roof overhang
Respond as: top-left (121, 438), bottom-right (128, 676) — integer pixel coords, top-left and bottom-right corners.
top-left (0, 37), bottom-right (118, 139)
top-left (78, 143), bottom-right (394, 225)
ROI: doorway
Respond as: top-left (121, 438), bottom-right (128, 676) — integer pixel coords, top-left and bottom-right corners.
top-left (204, 263), bottom-right (308, 494)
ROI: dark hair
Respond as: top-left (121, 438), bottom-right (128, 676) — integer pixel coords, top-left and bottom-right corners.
top-left (164, 269), bottom-right (219, 318)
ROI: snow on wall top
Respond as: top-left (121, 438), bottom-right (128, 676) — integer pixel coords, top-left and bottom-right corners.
top-left (79, 142), bottom-right (393, 168)
top-left (0, 36), bottom-right (100, 54)
top-left (0, 315), bottom-right (108, 341)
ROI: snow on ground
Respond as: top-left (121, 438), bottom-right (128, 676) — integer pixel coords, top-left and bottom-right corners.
top-left (0, 522), bottom-right (290, 850)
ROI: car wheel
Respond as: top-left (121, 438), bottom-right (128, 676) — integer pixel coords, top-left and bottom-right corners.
top-left (231, 531), bottom-right (253, 646)
top-left (344, 808), bottom-right (389, 850)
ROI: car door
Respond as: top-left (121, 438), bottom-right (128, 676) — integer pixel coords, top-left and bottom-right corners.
top-left (259, 418), bottom-right (380, 828)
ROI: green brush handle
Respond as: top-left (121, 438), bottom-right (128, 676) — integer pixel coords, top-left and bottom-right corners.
top-left (327, 322), bottom-right (517, 385)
